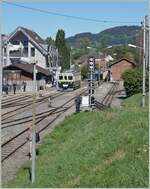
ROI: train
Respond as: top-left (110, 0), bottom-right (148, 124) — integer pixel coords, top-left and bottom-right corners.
top-left (57, 70), bottom-right (81, 90)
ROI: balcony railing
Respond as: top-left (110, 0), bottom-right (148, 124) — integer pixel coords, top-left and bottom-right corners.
top-left (4, 50), bottom-right (29, 58)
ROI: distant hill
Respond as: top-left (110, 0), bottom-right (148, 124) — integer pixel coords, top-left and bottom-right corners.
top-left (66, 26), bottom-right (140, 49)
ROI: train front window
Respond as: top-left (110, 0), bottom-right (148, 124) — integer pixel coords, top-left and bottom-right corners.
top-left (59, 76), bottom-right (63, 80)
top-left (64, 76), bottom-right (67, 80)
top-left (68, 76), bottom-right (73, 80)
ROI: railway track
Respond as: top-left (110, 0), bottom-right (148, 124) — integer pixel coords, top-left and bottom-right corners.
top-left (2, 94), bottom-right (31, 104)
top-left (95, 82), bottom-right (119, 110)
top-left (2, 91), bottom-right (65, 121)
top-left (2, 107), bottom-right (68, 129)
top-left (2, 95), bottom-right (32, 108)
top-left (2, 88), bottom-right (87, 163)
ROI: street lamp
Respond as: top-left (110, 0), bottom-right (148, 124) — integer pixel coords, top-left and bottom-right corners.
top-left (128, 44), bottom-right (143, 50)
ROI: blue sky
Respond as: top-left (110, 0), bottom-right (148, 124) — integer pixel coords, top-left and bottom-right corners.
top-left (2, 1), bottom-right (148, 39)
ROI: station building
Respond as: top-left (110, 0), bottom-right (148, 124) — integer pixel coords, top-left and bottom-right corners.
top-left (2, 26), bottom-right (58, 91)
top-left (3, 63), bottom-right (52, 91)
top-left (108, 58), bottom-right (136, 81)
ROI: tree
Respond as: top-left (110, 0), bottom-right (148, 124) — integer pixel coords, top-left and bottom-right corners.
top-left (124, 52), bottom-right (135, 62)
top-left (55, 29), bottom-right (70, 70)
top-left (99, 35), bottom-right (108, 50)
top-left (122, 68), bottom-right (148, 97)
top-left (45, 37), bottom-right (55, 47)
top-left (81, 64), bottom-right (88, 79)
top-left (104, 45), bottom-right (137, 63)
top-left (80, 38), bottom-right (92, 49)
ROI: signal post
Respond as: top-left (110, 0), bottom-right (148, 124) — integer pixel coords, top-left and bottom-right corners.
top-left (88, 56), bottom-right (95, 108)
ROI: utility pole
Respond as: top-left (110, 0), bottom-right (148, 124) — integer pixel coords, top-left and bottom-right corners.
top-left (98, 60), bottom-right (101, 86)
top-left (145, 16), bottom-right (149, 70)
top-left (142, 17), bottom-right (146, 107)
top-left (0, 0), bottom-right (2, 186)
top-left (70, 47), bottom-right (72, 69)
top-left (148, 5), bottom-right (150, 187)
top-left (31, 62), bottom-right (36, 183)
top-left (56, 48), bottom-right (59, 90)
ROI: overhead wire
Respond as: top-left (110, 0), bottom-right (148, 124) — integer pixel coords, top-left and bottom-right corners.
top-left (2, 0), bottom-right (140, 24)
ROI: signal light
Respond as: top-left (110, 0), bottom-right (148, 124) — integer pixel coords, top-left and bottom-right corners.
top-left (91, 96), bottom-right (95, 104)
top-left (88, 56), bottom-right (95, 71)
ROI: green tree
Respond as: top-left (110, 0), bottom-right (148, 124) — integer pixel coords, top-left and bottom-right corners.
top-left (122, 68), bottom-right (148, 97)
top-left (81, 64), bottom-right (88, 79)
top-left (55, 29), bottom-right (70, 70)
top-left (105, 45), bottom-right (137, 63)
top-left (99, 35), bottom-right (108, 50)
top-left (124, 52), bottom-right (135, 62)
top-left (45, 37), bottom-right (55, 47)
top-left (80, 38), bottom-right (92, 49)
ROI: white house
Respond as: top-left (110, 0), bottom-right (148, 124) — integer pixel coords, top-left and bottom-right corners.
top-left (2, 26), bottom-right (58, 71)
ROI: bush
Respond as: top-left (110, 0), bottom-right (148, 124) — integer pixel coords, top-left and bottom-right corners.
top-left (81, 64), bottom-right (88, 79)
top-left (122, 68), bottom-right (148, 97)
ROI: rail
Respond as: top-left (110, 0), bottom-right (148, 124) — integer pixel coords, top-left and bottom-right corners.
top-left (94, 82), bottom-right (119, 110)
top-left (2, 88), bottom-right (87, 163)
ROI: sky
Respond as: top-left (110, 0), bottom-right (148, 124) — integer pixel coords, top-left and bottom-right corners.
top-left (2, 1), bottom-right (148, 39)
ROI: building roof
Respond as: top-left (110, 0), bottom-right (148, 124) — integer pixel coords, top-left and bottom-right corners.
top-left (109, 58), bottom-right (136, 67)
top-left (8, 26), bottom-right (48, 55)
top-left (21, 27), bottom-right (46, 45)
top-left (3, 63), bottom-right (52, 76)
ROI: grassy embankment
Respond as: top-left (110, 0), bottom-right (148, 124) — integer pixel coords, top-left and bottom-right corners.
top-left (5, 93), bottom-right (148, 188)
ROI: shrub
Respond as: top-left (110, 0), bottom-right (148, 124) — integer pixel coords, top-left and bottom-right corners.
top-left (122, 68), bottom-right (148, 97)
top-left (81, 64), bottom-right (88, 79)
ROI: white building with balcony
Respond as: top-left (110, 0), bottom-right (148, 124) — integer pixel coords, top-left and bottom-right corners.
top-left (2, 26), bottom-right (58, 71)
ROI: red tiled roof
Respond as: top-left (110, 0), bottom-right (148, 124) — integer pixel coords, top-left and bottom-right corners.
top-left (109, 58), bottom-right (136, 67)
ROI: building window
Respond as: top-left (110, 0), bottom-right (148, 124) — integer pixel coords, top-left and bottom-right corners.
top-left (31, 48), bottom-right (35, 57)
top-left (23, 47), bottom-right (28, 57)
top-left (68, 76), bottom-right (73, 80)
top-left (59, 76), bottom-right (63, 80)
top-left (23, 41), bottom-right (28, 46)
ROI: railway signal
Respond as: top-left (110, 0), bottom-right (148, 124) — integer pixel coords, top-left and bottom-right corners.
top-left (88, 56), bottom-right (95, 71)
top-left (88, 56), bottom-right (95, 107)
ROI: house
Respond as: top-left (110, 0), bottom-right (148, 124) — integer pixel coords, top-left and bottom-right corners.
top-left (2, 26), bottom-right (58, 71)
top-left (108, 58), bottom-right (136, 81)
top-left (3, 63), bottom-right (52, 91)
top-left (95, 58), bottom-right (108, 72)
